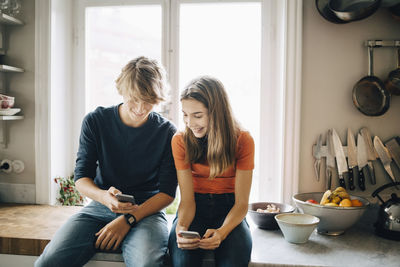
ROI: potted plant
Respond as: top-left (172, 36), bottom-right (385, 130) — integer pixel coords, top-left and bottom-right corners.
top-left (54, 174), bottom-right (86, 206)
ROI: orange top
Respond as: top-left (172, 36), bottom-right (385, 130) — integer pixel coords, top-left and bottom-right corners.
top-left (171, 131), bottom-right (255, 194)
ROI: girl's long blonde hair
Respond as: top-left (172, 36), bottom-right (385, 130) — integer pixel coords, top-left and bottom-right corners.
top-left (181, 76), bottom-right (240, 179)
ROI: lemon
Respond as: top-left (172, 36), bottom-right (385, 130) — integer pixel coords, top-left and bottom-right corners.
top-left (339, 198), bottom-right (352, 207)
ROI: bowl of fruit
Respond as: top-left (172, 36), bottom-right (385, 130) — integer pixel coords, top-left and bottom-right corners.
top-left (292, 187), bottom-right (369, 236)
top-left (248, 202), bottom-right (295, 230)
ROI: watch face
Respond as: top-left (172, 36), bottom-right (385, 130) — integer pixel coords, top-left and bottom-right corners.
top-left (128, 216), bottom-right (135, 224)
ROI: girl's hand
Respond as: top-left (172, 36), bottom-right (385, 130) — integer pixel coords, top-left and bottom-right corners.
top-left (103, 187), bottom-right (139, 213)
top-left (199, 229), bottom-right (223, 250)
top-left (176, 226), bottom-right (200, 250)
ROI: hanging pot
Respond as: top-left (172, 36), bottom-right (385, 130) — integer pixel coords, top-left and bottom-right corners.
top-left (385, 48), bottom-right (400, 95)
top-left (352, 46), bottom-right (391, 116)
top-left (315, 0), bottom-right (349, 24)
top-left (328, 0), bottom-right (382, 22)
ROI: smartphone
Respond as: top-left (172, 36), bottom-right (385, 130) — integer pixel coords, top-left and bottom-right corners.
top-left (179, 230), bottom-right (201, 239)
top-left (115, 193), bottom-right (136, 204)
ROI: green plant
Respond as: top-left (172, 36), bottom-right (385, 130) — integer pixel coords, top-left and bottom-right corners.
top-left (54, 174), bottom-right (86, 206)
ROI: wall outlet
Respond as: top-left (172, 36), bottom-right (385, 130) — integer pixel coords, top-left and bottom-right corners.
top-left (0, 159), bottom-right (12, 173)
top-left (12, 160), bottom-right (24, 173)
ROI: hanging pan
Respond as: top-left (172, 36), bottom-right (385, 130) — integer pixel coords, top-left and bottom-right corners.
top-left (328, 0), bottom-right (381, 22)
top-left (315, 0), bottom-right (349, 24)
top-left (385, 48), bottom-right (400, 95)
top-left (352, 46), bottom-right (391, 116)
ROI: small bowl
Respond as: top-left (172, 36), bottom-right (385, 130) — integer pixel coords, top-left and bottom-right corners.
top-left (275, 213), bottom-right (320, 244)
top-left (248, 202), bottom-right (295, 230)
top-left (293, 192), bottom-right (369, 236)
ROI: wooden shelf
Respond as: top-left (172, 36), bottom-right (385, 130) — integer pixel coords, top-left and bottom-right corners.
top-left (0, 64), bottom-right (24, 72)
top-left (0, 115), bottom-right (23, 120)
top-left (0, 12), bottom-right (23, 25)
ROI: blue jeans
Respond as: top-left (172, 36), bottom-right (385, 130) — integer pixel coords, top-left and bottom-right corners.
top-left (35, 201), bottom-right (168, 267)
top-left (168, 193), bottom-right (252, 267)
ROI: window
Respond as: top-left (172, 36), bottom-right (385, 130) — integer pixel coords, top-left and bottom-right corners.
top-left (40, 0), bottom-right (302, 204)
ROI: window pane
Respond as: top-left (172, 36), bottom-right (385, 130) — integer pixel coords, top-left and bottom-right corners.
top-left (179, 3), bottom-right (261, 201)
top-left (85, 5), bottom-right (162, 113)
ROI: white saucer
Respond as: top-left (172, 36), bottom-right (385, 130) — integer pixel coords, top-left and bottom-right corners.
top-left (0, 108), bottom-right (21, 116)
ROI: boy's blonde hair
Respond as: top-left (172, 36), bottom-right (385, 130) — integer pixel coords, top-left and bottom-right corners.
top-left (116, 56), bottom-right (167, 104)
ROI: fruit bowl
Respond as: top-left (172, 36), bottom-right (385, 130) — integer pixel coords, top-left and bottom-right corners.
top-left (293, 192), bottom-right (369, 236)
top-left (248, 202), bottom-right (295, 230)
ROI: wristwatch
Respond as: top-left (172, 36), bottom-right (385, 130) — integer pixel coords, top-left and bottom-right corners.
top-left (124, 213), bottom-right (137, 227)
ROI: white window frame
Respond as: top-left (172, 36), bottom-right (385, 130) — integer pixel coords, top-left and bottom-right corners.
top-left (35, 0), bottom-right (302, 204)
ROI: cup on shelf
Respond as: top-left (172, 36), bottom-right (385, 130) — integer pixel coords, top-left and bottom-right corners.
top-left (0, 94), bottom-right (15, 109)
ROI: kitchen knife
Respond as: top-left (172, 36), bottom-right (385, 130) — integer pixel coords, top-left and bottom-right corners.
top-left (346, 128), bottom-right (357, 191)
top-left (332, 128), bottom-right (348, 189)
top-left (325, 129), bottom-right (336, 190)
top-left (313, 134), bottom-right (323, 181)
top-left (357, 133), bottom-right (370, 191)
top-left (385, 137), bottom-right (400, 170)
top-left (374, 136), bottom-right (399, 188)
top-left (360, 128), bottom-right (377, 184)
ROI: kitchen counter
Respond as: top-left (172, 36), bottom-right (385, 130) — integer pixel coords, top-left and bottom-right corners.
top-left (249, 204), bottom-right (399, 267)
top-left (0, 203), bottom-right (399, 267)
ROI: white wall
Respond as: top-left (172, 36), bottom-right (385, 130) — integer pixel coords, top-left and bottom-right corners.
top-left (300, 1), bottom-right (400, 197)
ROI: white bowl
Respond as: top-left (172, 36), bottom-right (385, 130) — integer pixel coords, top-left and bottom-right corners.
top-left (275, 213), bottom-right (320, 244)
top-left (293, 192), bottom-right (369, 236)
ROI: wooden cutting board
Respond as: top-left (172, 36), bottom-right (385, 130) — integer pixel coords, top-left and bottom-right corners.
top-left (0, 203), bottom-right (82, 256)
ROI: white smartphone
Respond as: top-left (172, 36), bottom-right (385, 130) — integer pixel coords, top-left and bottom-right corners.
top-left (115, 193), bottom-right (136, 204)
top-left (179, 230), bottom-right (201, 239)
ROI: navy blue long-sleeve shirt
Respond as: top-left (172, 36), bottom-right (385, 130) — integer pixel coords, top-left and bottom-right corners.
top-left (74, 105), bottom-right (177, 202)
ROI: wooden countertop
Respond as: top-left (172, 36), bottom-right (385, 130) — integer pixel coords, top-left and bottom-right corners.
top-left (0, 203), bottom-right (82, 256)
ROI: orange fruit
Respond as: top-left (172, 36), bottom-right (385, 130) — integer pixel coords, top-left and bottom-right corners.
top-left (351, 199), bottom-right (363, 207)
top-left (339, 199), bottom-right (352, 207)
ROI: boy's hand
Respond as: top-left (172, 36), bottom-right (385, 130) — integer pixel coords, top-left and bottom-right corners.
top-left (103, 186), bottom-right (139, 213)
top-left (95, 216), bottom-right (130, 250)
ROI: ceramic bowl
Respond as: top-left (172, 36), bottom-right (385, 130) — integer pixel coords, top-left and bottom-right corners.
top-left (275, 213), bottom-right (320, 243)
top-left (248, 202), bottom-right (295, 230)
top-left (293, 192), bottom-right (369, 236)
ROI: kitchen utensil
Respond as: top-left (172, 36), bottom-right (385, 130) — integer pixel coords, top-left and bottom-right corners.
top-left (332, 129), bottom-right (348, 189)
top-left (357, 133), bottom-right (370, 191)
top-left (347, 129), bottom-right (358, 190)
top-left (313, 134), bottom-right (323, 181)
top-left (360, 127), bottom-right (377, 184)
top-left (275, 213), bottom-right (320, 244)
top-left (293, 192), bottom-right (369, 235)
top-left (371, 181), bottom-right (400, 241)
top-left (374, 136), bottom-right (399, 187)
top-left (385, 137), bottom-right (400, 169)
top-left (328, 0), bottom-right (381, 22)
top-left (353, 46), bottom-right (391, 116)
top-left (315, 0), bottom-right (349, 24)
top-left (248, 202), bottom-right (295, 230)
top-left (385, 48), bottom-right (400, 95)
top-left (326, 129), bottom-right (337, 190)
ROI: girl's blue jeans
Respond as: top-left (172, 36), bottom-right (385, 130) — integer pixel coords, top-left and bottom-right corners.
top-left (168, 193), bottom-right (252, 267)
top-left (34, 200), bottom-right (168, 267)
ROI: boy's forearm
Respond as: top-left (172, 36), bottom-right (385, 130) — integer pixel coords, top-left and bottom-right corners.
top-left (130, 192), bottom-right (174, 222)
